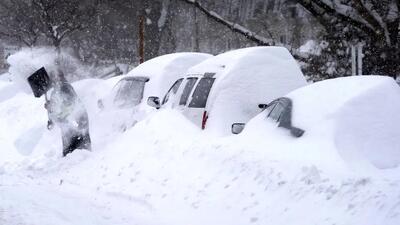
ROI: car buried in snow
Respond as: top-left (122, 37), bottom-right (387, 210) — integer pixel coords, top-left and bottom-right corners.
top-left (231, 76), bottom-right (400, 169)
top-left (97, 52), bottom-right (212, 131)
top-left (147, 46), bottom-right (307, 135)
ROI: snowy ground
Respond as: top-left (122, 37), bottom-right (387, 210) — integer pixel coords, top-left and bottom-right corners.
top-left (1, 78), bottom-right (400, 225)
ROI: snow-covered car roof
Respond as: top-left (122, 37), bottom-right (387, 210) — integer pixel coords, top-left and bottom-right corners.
top-left (187, 46), bottom-right (303, 80)
top-left (287, 76), bottom-right (399, 130)
top-left (127, 52), bottom-right (212, 78)
top-left (126, 52), bottom-right (213, 98)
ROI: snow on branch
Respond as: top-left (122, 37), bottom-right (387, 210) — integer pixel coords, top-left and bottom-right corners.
top-left (179, 0), bottom-right (273, 46)
top-left (297, 0), bottom-right (377, 36)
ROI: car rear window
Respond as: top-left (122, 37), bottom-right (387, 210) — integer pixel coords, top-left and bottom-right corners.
top-left (188, 77), bottom-right (215, 108)
top-left (179, 78), bottom-right (198, 105)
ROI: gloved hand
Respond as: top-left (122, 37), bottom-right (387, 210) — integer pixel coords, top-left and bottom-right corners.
top-left (47, 120), bottom-right (54, 130)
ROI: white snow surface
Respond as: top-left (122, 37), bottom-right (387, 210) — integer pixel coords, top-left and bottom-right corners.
top-left (1, 72), bottom-right (400, 224)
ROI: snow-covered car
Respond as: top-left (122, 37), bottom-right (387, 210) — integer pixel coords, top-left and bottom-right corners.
top-left (232, 76), bottom-right (400, 169)
top-left (98, 52), bottom-right (212, 131)
top-left (148, 47), bottom-right (307, 134)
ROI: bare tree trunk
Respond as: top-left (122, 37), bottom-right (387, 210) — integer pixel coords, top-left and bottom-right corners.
top-left (139, 15), bottom-right (145, 64)
top-left (193, 6), bottom-right (200, 52)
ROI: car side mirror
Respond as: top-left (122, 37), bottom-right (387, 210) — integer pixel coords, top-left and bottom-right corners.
top-left (258, 104), bottom-right (268, 109)
top-left (290, 127), bottom-right (305, 138)
top-left (147, 96), bottom-right (161, 109)
top-left (231, 123), bottom-right (246, 134)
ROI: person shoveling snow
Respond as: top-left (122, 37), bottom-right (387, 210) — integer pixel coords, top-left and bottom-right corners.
top-left (28, 66), bottom-right (91, 157)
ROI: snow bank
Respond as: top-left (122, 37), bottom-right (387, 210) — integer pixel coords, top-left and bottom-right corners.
top-left (4, 106), bottom-right (400, 225)
top-left (7, 47), bottom-right (88, 94)
top-left (0, 83), bottom-right (47, 167)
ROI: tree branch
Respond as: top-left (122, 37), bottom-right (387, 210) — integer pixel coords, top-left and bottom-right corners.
top-left (296, 0), bottom-right (377, 38)
top-left (179, 0), bottom-right (272, 46)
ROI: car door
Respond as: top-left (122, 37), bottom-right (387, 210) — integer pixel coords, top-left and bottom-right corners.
top-left (174, 77), bottom-right (199, 125)
top-left (184, 76), bottom-right (216, 129)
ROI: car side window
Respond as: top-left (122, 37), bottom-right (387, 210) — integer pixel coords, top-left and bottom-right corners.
top-left (188, 77), bottom-right (215, 108)
top-left (162, 78), bottom-right (183, 105)
top-left (179, 78), bottom-right (198, 106)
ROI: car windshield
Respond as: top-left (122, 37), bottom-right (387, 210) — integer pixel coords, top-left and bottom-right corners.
top-left (188, 77), bottom-right (215, 108)
top-left (162, 78), bottom-right (183, 105)
top-left (268, 102), bottom-right (285, 122)
top-left (179, 77), bottom-right (198, 106)
top-left (113, 78), bottom-right (147, 108)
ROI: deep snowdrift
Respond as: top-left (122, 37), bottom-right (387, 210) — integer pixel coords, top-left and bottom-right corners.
top-left (2, 108), bottom-right (400, 225)
top-left (1, 65), bottom-right (400, 225)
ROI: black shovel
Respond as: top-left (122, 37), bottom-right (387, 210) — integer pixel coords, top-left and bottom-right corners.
top-left (27, 67), bottom-right (51, 98)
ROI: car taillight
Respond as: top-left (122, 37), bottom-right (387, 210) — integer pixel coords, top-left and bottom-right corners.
top-left (201, 111), bottom-right (208, 130)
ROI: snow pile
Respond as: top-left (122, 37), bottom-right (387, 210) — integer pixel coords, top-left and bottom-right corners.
top-left (7, 47), bottom-right (88, 94)
top-left (2, 107), bottom-right (400, 225)
top-left (0, 81), bottom-right (47, 167)
top-left (243, 76), bottom-right (400, 170)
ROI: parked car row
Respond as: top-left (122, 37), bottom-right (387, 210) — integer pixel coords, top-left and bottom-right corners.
top-left (96, 52), bottom-right (212, 131)
top-left (94, 46), bottom-right (400, 168)
top-left (105, 46), bottom-right (306, 135)
top-left (147, 47), bottom-right (307, 134)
